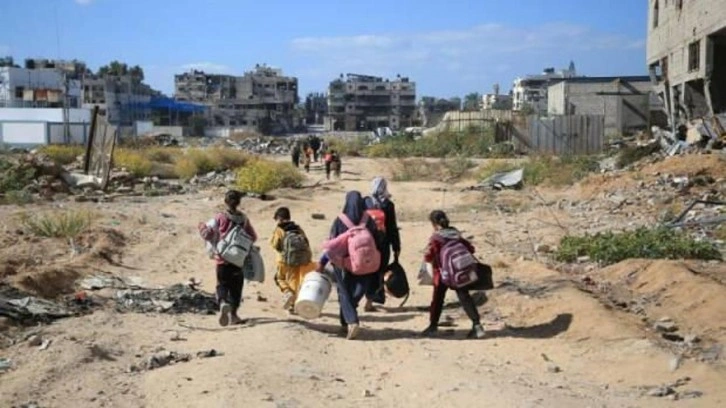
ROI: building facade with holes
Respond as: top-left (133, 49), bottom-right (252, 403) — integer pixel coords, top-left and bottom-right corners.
top-left (647, 0), bottom-right (726, 125)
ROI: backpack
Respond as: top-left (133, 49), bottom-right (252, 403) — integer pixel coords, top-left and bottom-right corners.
top-left (383, 261), bottom-right (410, 305)
top-left (438, 238), bottom-right (479, 289)
top-left (216, 218), bottom-right (254, 268)
top-left (366, 208), bottom-right (386, 233)
top-left (325, 213), bottom-right (380, 275)
top-left (243, 246), bottom-right (265, 282)
top-left (282, 228), bottom-right (312, 267)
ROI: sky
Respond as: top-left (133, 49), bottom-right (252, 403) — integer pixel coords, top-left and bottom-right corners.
top-left (0, 0), bottom-right (648, 99)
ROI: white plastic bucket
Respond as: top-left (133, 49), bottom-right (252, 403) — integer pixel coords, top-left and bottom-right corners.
top-left (295, 271), bottom-right (332, 320)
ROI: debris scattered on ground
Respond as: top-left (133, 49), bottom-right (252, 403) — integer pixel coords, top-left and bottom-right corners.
top-left (0, 357), bottom-right (11, 373)
top-left (79, 275), bottom-right (151, 291)
top-left (129, 349), bottom-right (222, 373)
top-left (654, 317), bottom-right (678, 333)
top-left (468, 168), bottom-right (524, 191)
top-left (115, 284), bottom-right (217, 315)
top-left (0, 286), bottom-right (72, 323)
top-left (642, 377), bottom-right (702, 400)
top-left (311, 213), bottom-right (326, 220)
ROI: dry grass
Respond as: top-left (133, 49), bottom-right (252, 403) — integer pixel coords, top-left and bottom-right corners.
top-left (390, 157), bottom-right (475, 182)
top-left (478, 155), bottom-right (599, 186)
top-left (39, 145), bottom-right (85, 165)
top-left (235, 159), bottom-right (304, 194)
top-left (19, 210), bottom-right (94, 239)
top-left (113, 149), bottom-right (153, 178)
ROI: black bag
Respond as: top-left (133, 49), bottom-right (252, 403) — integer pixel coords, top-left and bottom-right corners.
top-left (463, 263), bottom-right (494, 291)
top-left (383, 262), bottom-right (410, 306)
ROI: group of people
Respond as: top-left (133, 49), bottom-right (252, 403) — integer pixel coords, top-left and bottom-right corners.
top-left (198, 177), bottom-right (487, 340)
top-left (291, 136), bottom-right (341, 179)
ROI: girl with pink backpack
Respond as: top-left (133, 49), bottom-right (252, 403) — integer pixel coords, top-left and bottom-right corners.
top-left (422, 210), bottom-right (486, 339)
top-left (317, 191), bottom-right (383, 340)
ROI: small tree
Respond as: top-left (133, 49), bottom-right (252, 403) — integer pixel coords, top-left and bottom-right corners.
top-left (463, 92), bottom-right (482, 111)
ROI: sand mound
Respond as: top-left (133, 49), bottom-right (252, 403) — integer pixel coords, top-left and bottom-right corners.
top-left (0, 228), bottom-right (127, 298)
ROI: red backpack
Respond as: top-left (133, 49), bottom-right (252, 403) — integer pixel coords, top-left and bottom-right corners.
top-left (366, 208), bottom-right (386, 233)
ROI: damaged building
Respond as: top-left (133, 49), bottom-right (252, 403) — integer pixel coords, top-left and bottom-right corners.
top-left (547, 76), bottom-right (666, 135)
top-left (647, 0), bottom-right (726, 125)
top-left (512, 62), bottom-right (578, 114)
top-left (326, 73), bottom-right (416, 131)
top-left (174, 65), bottom-right (298, 134)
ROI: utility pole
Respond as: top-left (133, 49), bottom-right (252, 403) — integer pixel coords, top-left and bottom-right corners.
top-left (62, 71), bottom-right (71, 144)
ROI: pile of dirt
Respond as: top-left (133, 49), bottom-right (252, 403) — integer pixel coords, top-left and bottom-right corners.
top-left (0, 228), bottom-right (127, 299)
top-left (573, 259), bottom-right (726, 361)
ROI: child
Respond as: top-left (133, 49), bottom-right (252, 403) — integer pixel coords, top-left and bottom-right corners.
top-left (303, 145), bottom-right (313, 173)
top-left (270, 207), bottom-right (316, 312)
top-left (422, 210), bottom-right (486, 339)
top-left (198, 190), bottom-right (258, 326)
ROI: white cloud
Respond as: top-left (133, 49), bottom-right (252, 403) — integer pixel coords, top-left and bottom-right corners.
top-left (291, 23), bottom-right (646, 95)
top-left (179, 62), bottom-right (233, 74)
top-left (75, 0), bottom-right (95, 5)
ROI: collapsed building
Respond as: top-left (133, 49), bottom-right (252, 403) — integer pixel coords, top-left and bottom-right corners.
top-left (647, 0), bottom-right (726, 125)
top-left (82, 75), bottom-right (159, 126)
top-left (174, 65), bottom-right (299, 134)
top-left (304, 92), bottom-right (327, 125)
top-left (326, 73), bottom-right (416, 131)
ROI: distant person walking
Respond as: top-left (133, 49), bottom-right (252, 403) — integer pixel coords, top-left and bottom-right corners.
top-left (324, 149), bottom-right (341, 180)
top-left (291, 143), bottom-right (301, 168)
top-left (198, 190), bottom-right (258, 326)
top-left (363, 177), bottom-right (401, 311)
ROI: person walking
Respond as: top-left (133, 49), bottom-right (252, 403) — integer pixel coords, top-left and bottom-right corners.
top-left (363, 177), bottom-right (401, 311)
top-left (198, 190), bottom-right (258, 326)
top-left (317, 191), bottom-right (383, 340)
top-left (291, 143), bottom-right (301, 168)
top-left (421, 210), bottom-right (486, 339)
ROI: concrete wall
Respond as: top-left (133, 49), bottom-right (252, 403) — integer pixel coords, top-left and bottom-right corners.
top-left (204, 126), bottom-right (256, 138)
top-left (647, 0), bottom-right (726, 83)
top-left (548, 80), bottom-right (653, 134)
top-left (0, 108), bottom-right (91, 146)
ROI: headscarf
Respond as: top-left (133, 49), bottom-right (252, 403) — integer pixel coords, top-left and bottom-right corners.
top-left (341, 190), bottom-right (366, 225)
top-left (369, 176), bottom-right (391, 207)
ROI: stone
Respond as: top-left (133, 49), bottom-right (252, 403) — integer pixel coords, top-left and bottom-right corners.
top-left (535, 244), bottom-right (552, 253)
top-left (116, 186), bottom-right (134, 194)
top-left (654, 320), bottom-right (678, 333)
top-left (27, 335), bottom-right (43, 347)
top-left (576, 256), bottom-right (591, 263)
top-left (647, 386), bottom-right (675, 397)
top-left (546, 363), bottom-right (561, 374)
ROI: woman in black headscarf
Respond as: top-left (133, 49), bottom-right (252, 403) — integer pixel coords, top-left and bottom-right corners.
top-left (318, 191), bottom-right (382, 340)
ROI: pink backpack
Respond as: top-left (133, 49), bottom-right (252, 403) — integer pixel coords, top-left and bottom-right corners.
top-left (439, 238), bottom-right (478, 288)
top-left (323, 213), bottom-right (381, 275)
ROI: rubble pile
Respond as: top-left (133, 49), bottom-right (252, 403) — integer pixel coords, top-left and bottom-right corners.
top-left (224, 137), bottom-right (297, 155)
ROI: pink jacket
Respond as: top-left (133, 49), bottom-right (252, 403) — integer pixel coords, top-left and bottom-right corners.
top-left (199, 211), bottom-right (257, 265)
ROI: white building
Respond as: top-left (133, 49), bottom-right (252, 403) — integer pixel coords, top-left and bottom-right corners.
top-left (0, 107), bottom-right (91, 146)
top-left (0, 67), bottom-right (82, 108)
top-left (512, 62), bottom-right (578, 114)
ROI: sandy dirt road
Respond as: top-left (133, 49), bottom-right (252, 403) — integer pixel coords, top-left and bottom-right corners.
top-left (1, 157), bottom-right (724, 408)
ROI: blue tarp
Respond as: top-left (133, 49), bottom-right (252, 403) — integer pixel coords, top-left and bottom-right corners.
top-left (126, 97), bottom-right (206, 113)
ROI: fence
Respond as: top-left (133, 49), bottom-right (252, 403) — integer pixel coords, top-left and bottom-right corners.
top-left (525, 114), bottom-right (605, 155)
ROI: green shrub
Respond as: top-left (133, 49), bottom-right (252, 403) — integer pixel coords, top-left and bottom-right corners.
top-left (20, 210), bottom-right (93, 239)
top-left (39, 145), bottom-right (85, 165)
top-left (1, 190), bottom-right (34, 206)
top-left (235, 160), bottom-right (304, 194)
top-left (113, 149), bottom-right (153, 177)
top-left (0, 157), bottom-right (35, 193)
top-left (555, 227), bottom-right (723, 265)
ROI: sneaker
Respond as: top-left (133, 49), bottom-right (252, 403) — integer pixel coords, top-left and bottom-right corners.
top-left (282, 291), bottom-right (295, 311)
top-left (218, 302), bottom-right (231, 327)
top-left (230, 314), bottom-right (246, 325)
top-left (421, 325), bottom-right (438, 337)
top-left (346, 323), bottom-right (360, 340)
top-left (467, 324), bottom-right (486, 339)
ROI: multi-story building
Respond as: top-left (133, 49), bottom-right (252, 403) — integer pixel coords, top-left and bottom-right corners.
top-left (326, 73), bottom-right (416, 131)
top-left (482, 84), bottom-right (513, 110)
top-left (304, 92), bottom-right (327, 125)
top-left (174, 64), bottom-right (298, 134)
top-left (81, 75), bottom-right (158, 126)
top-left (512, 62), bottom-right (578, 114)
top-left (0, 66), bottom-right (82, 108)
top-left (647, 0), bottom-right (726, 125)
